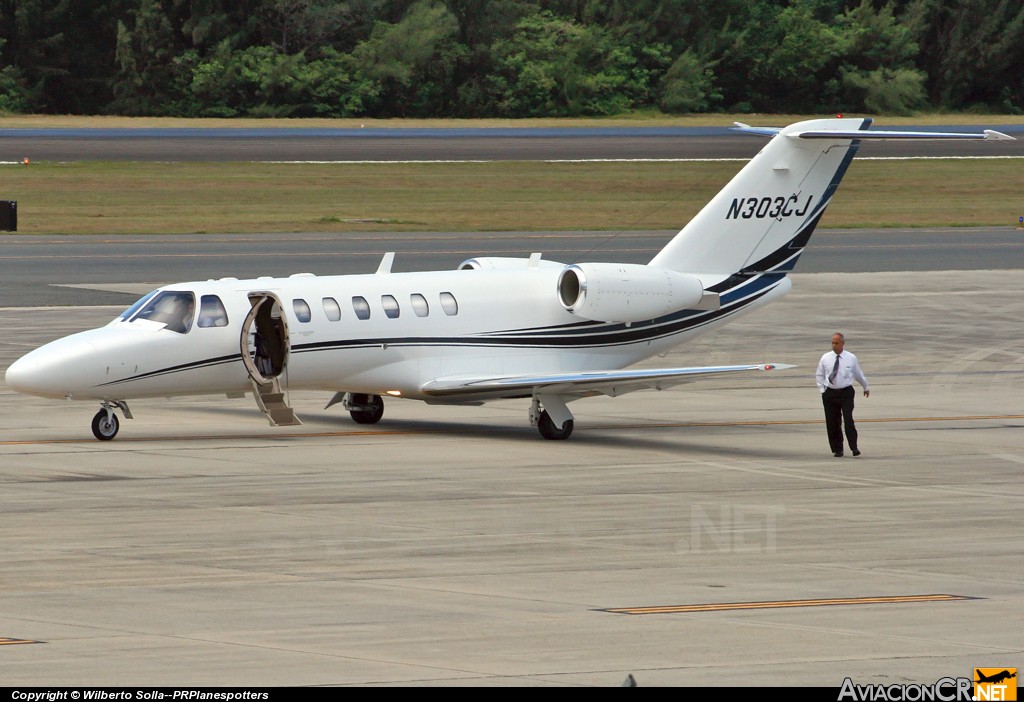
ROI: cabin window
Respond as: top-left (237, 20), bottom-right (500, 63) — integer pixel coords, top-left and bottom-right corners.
top-left (440, 291), bottom-right (459, 316)
top-left (197, 295), bottom-right (229, 328)
top-left (132, 291), bottom-right (196, 334)
top-left (410, 293), bottom-right (429, 317)
top-left (323, 297), bottom-right (341, 321)
top-left (352, 296), bottom-right (371, 320)
top-left (382, 294), bottom-right (400, 319)
top-left (293, 298), bottom-right (312, 323)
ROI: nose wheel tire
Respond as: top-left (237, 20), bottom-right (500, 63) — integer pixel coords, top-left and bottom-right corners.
top-left (537, 410), bottom-right (574, 440)
top-left (91, 409), bottom-right (120, 441)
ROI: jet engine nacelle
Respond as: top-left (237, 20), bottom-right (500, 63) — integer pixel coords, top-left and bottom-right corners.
top-left (557, 263), bottom-right (708, 323)
top-left (458, 256), bottom-right (564, 271)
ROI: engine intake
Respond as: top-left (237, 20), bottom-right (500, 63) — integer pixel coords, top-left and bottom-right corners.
top-left (557, 263), bottom-right (711, 323)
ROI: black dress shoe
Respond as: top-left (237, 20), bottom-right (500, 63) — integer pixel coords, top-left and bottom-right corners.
top-left (833, 451), bottom-right (843, 457)
top-left (852, 449), bottom-right (861, 457)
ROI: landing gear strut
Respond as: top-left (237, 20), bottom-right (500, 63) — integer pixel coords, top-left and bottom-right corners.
top-left (91, 400), bottom-right (132, 441)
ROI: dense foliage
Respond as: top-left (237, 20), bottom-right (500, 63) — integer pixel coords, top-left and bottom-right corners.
top-left (2, 0), bottom-right (1022, 117)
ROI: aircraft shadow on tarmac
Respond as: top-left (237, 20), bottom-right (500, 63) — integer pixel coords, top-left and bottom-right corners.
top-left (111, 400), bottom-right (814, 458)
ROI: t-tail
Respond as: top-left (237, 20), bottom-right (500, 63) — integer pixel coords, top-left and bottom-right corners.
top-left (648, 117), bottom-right (1014, 278)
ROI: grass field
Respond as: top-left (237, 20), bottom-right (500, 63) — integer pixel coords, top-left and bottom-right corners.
top-left (1, 159), bottom-right (1021, 235)
top-left (1, 113), bottom-right (1022, 234)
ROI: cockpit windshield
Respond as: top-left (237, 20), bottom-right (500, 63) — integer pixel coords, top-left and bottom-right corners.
top-left (117, 290), bottom-right (159, 321)
top-left (129, 291), bottom-right (197, 334)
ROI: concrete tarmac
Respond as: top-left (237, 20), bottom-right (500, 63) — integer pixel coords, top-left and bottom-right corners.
top-left (1, 268), bottom-right (1022, 687)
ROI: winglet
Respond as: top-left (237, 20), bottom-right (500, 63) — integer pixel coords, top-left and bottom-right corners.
top-left (762, 363), bottom-right (796, 371)
top-left (983, 129), bottom-right (1016, 141)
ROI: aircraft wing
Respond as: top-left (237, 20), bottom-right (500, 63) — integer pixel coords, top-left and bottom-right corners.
top-left (420, 363), bottom-right (795, 401)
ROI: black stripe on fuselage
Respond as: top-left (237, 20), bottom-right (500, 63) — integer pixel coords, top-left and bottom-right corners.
top-left (94, 272), bottom-right (786, 391)
top-left (93, 264), bottom-right (789, 388)
top-left (96, 353), bottom-right (240, 388)
top-left (290, 270), bottom-right (786, 356)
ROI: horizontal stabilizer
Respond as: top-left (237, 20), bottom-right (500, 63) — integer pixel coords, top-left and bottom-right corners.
top-left (422, 363), bottom-right (795, 400)
top-left (791, 128), bottom-right (1014, 141)
top-left (732, 122), bottom-right (1015, 141)
top-left (731, 122), bottom-right (781, 137)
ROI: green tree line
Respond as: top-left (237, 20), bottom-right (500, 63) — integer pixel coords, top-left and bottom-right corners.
top-left (2, 0), bottom-right (1022, 118)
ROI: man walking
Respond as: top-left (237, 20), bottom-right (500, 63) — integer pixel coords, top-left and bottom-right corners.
top-left (815, 332), bottom-right (870, 457)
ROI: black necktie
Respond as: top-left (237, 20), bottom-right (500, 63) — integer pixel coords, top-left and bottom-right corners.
top-left (828, 354), bottom-right (840, 385)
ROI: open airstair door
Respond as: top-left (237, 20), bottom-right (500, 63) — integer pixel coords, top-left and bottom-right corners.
top-left (240, 291), bottom-right (302, 427)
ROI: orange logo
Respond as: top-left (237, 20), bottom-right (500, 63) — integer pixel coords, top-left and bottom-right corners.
top-left (974, 668), bottom-right (1017, 701)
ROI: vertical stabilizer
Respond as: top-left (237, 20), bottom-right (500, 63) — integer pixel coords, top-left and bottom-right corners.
top-left (649, 118), bottom-right (871, 276)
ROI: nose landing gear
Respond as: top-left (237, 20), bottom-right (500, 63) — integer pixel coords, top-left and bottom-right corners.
top-left (91, 400), bottom-right (132, 441)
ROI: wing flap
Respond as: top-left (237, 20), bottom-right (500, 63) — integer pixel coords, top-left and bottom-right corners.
top-left (421, 363), bottom-right (795, 400)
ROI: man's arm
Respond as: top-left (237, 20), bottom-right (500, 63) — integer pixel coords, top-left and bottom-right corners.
top-left (814, 355), bottom-right (827, 393)
top-left (852, 358), bottom-right (870, 397)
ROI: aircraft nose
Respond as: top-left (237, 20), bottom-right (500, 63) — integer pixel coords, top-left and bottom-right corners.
top-left (5, 353), bottom-right (52, 397)
top-left (4, 356), bottom-right (33, 394)
top-left (5, 335), bottom-right (100, 399)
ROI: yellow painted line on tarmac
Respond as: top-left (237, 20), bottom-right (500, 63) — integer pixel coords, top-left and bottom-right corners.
top-left (604, 593), bottom-right (977, 615)
top-left (1, 414), bottom-right (1022, 447)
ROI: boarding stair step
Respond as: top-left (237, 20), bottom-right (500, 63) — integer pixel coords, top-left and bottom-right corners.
top-left (250, 378), bottom-right (302, 426)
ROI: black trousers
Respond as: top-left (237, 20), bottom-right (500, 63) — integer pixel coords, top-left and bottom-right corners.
top-left (822, 385), bottom-right (858, 453)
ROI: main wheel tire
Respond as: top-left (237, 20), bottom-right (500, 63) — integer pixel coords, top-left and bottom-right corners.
top-left (350, 394), bottom-right (384, 424)
top-left (91, 409), bottom-right (120, 441)
top-left (538, 410), bottom-right (574, 440)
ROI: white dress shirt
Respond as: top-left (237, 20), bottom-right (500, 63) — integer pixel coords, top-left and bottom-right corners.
top-left (816, 351), bottom-right (869, 393)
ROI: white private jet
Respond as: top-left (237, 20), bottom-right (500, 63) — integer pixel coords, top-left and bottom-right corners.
top-left (5, 118), bottom-right (1013, 441)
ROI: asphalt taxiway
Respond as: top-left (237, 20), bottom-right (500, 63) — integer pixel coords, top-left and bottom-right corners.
top-left (3, 122), bottom-right (1023, 162)
top-left (1, 261), bottom-right (1022, 687)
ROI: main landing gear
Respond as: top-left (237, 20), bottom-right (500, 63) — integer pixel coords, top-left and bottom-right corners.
top-left (325, 392), bottom-right (385, 425)
top-left (91, 400), bottom-right (132, 441)
top-left (529, 395), bottom-right (574, 440)
top-left (328, 392), bottom-right (385, 425)
top-left (538, 410), bottom-right (574, 440)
